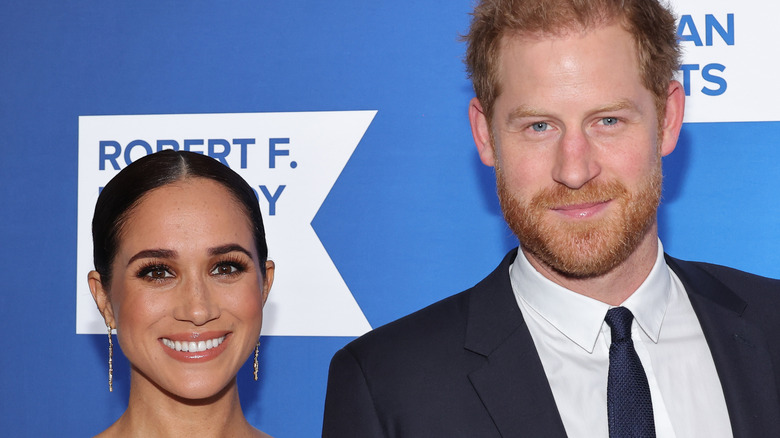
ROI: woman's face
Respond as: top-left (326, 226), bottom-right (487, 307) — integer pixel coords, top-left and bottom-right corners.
top-left (89, 177), bottom-right (273, 400)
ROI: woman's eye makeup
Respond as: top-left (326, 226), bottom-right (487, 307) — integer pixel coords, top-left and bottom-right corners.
top-left (211, 256), bottom-right (249, 276)
top-left (133, 254), bottom-right (250, 281)
top-left (136, 262), bottom-right (174, 281)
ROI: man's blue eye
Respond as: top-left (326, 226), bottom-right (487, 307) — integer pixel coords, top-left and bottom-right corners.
top-left (531, 122), bottom-right (549, 132)
top-left (602, 117), bottom-right (618, 126)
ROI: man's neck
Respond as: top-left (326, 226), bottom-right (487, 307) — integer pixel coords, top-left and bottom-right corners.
top-left (522, 229), bottom-right (660, 306)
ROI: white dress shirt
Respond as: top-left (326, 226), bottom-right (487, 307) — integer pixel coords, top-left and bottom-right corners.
top-left (509, 240), bottom-right (733, 438)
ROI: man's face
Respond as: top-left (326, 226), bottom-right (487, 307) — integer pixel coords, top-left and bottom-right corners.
top-left (470, 23), bottom-right (682, 278)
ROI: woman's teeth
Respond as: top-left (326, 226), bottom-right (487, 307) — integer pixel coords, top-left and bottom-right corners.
top-left (161, 335), bottom-right (226, 352)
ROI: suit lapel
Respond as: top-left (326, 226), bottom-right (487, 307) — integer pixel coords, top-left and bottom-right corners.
top-left (464, 249), bottom-right (568, 438)
top-left (667, 256), bottom-right (780, 437)
top-left (465, 252), bottom-right (780, 437)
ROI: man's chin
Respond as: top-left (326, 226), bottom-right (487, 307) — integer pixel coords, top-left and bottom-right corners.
top-left (498, 164), bottom-right (663, 279)
top-left (522, 234), bottom-right (625, 279)
top-left (518, 211), bottom-right (657, 279)
top-left (535, 253), bottom-right (622, 279)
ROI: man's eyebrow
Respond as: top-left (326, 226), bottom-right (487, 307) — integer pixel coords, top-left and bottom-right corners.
top-left (127, 249), bottom-right (177, 265)
top-left (506, 105), bottom-right (547, 123)
top-left (506, 100), bottom-right (640, 124)
top-left (208, 244), bottom-right (253, 258)
top-left (592, 99), bottom-right (638, 114)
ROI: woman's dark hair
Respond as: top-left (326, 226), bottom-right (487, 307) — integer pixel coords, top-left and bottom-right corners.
top-left (92, 150), bottom-right (267, 287)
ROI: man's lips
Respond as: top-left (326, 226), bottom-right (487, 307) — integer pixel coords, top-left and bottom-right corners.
top-left (552, 200), bottom-right (611, 218)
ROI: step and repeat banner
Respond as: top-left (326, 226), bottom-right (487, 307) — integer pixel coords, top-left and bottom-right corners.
top-left (2, 1), bottom-right (779, 436)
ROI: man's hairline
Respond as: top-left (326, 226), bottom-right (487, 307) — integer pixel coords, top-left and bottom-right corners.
top-left (486, 19), bottom-right (667, 145)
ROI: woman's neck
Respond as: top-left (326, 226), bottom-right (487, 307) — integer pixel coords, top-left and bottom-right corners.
top-left (96, 369), bottom-right (267, 438)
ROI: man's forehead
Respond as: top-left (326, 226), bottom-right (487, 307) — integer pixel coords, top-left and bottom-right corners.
top-left (495, 22), bottom-right (640, 87)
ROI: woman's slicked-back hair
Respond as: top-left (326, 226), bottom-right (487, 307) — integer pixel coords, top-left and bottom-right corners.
top-left (92, 150), bottom-right (268, 287)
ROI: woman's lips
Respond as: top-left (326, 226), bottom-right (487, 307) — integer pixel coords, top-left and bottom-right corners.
top-left (159, 332), bottom-right (231, 362)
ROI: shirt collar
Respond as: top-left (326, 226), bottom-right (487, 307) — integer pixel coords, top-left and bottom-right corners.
top-left (509, 239), bottom-right (671, 353)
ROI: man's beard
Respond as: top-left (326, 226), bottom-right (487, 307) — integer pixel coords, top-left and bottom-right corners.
top-left (497, 162), bottom-right (662, 278)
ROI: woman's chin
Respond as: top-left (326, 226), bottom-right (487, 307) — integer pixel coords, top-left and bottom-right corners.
top-left (146, 372), bottom-right (237, 404)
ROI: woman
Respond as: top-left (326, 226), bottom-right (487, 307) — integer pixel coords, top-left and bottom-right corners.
top-left (88, 149), bottom-right (274, 437)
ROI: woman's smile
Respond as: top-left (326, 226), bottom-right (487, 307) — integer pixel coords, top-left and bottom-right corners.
top-left (159, 333), bottom-right (231, 362)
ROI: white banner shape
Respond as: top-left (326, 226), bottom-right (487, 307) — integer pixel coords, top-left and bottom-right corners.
top-left (671, 0), bottom-right (780, 122)
top-left (77, 111), bottom-right (376, 336)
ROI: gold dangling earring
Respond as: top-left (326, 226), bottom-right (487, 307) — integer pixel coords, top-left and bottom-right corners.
top-left (253, 340), bottom-right (260, 381)
top-left (107, 325), bottom-right (114, 392)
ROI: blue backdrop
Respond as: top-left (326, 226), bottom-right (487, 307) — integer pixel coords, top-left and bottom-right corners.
top-left (1, 1), bottom-right (778, 437)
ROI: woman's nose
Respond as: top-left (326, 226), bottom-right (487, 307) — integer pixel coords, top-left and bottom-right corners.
top-left (172, 275), bottom-right (220, 326)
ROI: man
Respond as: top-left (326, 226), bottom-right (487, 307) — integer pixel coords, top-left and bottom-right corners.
top-left (322, 0), bottom-right (780, 436)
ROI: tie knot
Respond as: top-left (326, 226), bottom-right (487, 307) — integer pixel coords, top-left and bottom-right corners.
top-left (605, 307), bottom-right (634, 341)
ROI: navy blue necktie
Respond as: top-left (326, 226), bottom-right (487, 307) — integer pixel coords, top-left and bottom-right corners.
top-left (605, 307), bottom-right (655, 438)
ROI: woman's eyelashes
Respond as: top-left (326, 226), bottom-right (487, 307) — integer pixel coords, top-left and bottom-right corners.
top-left (134, 255), bottom-right (250, 283)
top-left (210, 256), bottom-right (249, 277)
top-left (136, 262), bottom-right (175, 282)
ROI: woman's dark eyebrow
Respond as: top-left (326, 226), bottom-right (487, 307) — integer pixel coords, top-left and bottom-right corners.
top-left (208, 244), bottom-right (253, 258)
top-left (127, 249), bottom-right (177, 265)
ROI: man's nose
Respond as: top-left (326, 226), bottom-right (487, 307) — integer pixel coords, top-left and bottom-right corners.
top-left (552, 127), bottom-right (601, 189)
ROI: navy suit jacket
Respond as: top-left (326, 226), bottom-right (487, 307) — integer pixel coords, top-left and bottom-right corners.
top-left (322, 249), bottom-right (780, 437)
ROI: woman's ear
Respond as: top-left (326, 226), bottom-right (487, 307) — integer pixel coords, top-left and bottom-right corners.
top-left (88, 271), bottom-right (116, 328)
top-left (262, 261), bottom-right (275, 306)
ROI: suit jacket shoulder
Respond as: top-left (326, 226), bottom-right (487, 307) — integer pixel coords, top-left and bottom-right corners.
top-left (667, 256), bottom-right (780, 334)
top-left (667, 256), bottom-right (780, 437)
top-left (323, 249), bottom-right (566, 437)
top-left (323, 252), bottom-right (780, 437)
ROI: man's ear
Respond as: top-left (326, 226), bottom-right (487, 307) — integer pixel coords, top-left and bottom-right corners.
top-left (88, 271), bottom-right (116, 328)
top-left (262, 260), bottom-right (275, 306)
top-left (469, 97), bottom-right (496, 167)
top-left (659, 80), bottom-right (685, 157)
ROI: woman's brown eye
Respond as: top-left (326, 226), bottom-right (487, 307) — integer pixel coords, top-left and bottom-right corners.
top-left (138, 265), bottom-right (173, 280)
top-left (214, 265), bottom-right (237, 275)
top-left (212, 263), bottom-right (243, 276)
